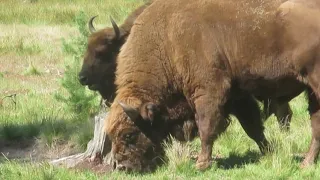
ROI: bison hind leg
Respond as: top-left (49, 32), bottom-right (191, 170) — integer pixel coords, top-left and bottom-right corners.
top-left (262, 98), bottom-right (292, 131)
top-left (301, 63), bottom-right (320, 168)
top-left (274, 102), bottom-right (292, 131)
top-left (301, 87), bottom-right (320, 168)
top-left (230, 94), bottom-right (271, 154)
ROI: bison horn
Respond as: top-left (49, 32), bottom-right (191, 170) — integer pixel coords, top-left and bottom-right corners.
top-left (89, 15), bottom-right (98, 33)
top-left (110, 16), bottom-right (120, 39)
top-left (118, 101), bottom-right (139, 121)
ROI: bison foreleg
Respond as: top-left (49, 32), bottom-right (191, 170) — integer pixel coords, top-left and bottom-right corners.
top-left (193, 76), bottom-right (231, 171)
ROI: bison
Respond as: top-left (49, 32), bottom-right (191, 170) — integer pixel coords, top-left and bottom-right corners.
top-left (79, 10), bottom-right (270, 146)
top-left (79, 2), bottom-right (280, 157)
top-left (79, 3), bottom-right (295, 132)
top-left (78, 0), bottom-right (308, 172)
top-left (79, 3), bottom-right (276, 172)
top-left (103, 0), bottom-right (320, 172)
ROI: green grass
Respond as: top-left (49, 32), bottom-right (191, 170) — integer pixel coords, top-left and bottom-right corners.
top-left (0, 0), bottom-right (319, 179)
top-left (0, 97), bottom-right (319, 179)
top-left (23, 63), bottom-right (42, 76)
top-left (0, 0), bottom-right (145, 25)
top-left (0, 37), bottom-right (42, 55)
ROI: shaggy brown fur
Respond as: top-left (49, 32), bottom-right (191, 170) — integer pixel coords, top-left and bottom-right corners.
top-left (105, 0), bottom-right (320, 172)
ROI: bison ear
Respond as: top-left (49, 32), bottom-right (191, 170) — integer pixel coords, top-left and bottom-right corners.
top-left (140, 102), bottom-right (160, 125)
top-left (118, 101), bottom-right (139, 121)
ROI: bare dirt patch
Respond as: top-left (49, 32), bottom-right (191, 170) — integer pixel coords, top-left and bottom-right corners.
top-left (0, 139), bottom-right (39, 162)
top-left (0, 139), bottom-right (80, 163)
top-left (72, 159), bottom-right (113, 174)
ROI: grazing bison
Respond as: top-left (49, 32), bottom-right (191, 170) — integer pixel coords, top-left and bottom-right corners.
top-left (104, 0), bottom-right (320, 172)
top-left (79, 4), bottom-right (295, 132)
top-left (79, 10), bottom-right (270, 146)
top-left (79, 3), bottom-right (277, 157)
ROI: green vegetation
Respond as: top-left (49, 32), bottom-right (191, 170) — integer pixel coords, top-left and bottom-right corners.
top-left (54, 11), bottom-right (100, 119)
top-left (0, 0), bottom-right (144, 25)
top-left (23, 63), bottom-right (42, 76)
top-left (0, 0), bottom-right (319, 179)
top-left (0, 37), bottom-right (42, 55)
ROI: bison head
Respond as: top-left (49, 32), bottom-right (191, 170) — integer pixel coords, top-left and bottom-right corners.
top-left (106, 100), bottom-right (168, 172)
top-left (78, 16), bottom-right (127, 101)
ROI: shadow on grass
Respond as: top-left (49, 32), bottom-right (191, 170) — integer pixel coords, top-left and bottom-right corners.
top-left (0, 118), bottom-right (73, 141)
top-left (0, 138), bottom-right (37, 163)
top-left (0, 116), bottom-right (94, 162)
top-left (215, 151), bottom-right (261, 169)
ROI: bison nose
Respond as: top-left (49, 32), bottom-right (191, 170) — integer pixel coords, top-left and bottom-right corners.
top-left (78, 75), bottom-right (88, 85)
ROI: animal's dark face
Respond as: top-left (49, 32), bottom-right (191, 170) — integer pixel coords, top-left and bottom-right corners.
top-left (107, 101), bottom-right (166, 172)
top-left (110, 125), bottom-right (159, 172)
top-left (78, 16), bottom-right (126, 101)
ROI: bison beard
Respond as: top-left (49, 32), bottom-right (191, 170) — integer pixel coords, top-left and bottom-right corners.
top-left (104, 0), bottom-right (320, 173)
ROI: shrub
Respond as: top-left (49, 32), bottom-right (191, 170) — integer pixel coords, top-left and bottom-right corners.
top-left (55, 11), bottom-right (99, 120)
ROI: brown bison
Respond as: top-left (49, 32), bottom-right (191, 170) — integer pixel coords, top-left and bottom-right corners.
top-left (79, 2), bottom-right (279, 158)
top-left (79, 11), bottom-right (270, 146)
top-left (103, 0), bottom-right (320, 172)
top-left (79, 3), bottom-right (277, 172)
top-left (79, 3), bottom-right (295, 132)
top-left (79, 0), bottom-right (305, 172)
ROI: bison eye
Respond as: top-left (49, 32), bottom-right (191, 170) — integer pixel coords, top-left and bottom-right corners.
top-left (124, 133), bottom-right (138, 144)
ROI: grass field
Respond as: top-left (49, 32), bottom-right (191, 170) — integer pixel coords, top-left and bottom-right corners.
top-left (0, 0), bottom-right (319, 179)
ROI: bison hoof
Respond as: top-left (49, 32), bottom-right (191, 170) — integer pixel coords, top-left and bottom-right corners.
top-left (261, 147), bottom-right (273, 155)
top-left (195, 160), bottom-right (212, 171)
top-left (259, 143), bottom-right (273, 155)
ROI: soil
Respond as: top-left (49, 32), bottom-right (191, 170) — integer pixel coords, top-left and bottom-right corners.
top-left (0, 139), bottom-right (40, 162)
top-left (72, 159), bottom-right (113, 174)
top-left (0, 139), bottom-right (113, 174)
